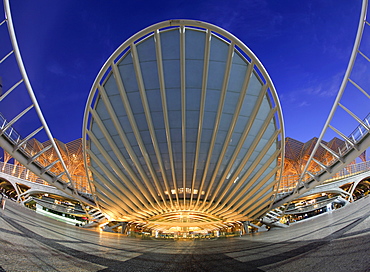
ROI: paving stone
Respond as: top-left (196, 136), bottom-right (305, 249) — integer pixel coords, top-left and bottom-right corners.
top-left (0, 197), bottom-right (369, 271)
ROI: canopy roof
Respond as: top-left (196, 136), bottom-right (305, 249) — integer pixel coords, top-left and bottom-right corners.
top-left (83, 20), bottom-right (284, 231)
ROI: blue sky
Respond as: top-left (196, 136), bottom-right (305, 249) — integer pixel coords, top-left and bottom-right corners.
top-left (2, 0), bottom-right (365, 144)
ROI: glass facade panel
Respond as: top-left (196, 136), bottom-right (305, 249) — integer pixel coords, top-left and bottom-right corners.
top-left (146, 89), bottom-right (162, 112)
top-left (118, 54), bottom-right (138, 93)
top-left (104, 73), bottom-right (119, 96)
top-left (95, 98), bottom-right (110, 122)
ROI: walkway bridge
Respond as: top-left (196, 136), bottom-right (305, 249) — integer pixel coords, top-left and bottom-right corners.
top-left (0, 160), bottom-right (98, 220)
top-left (0, 114), bottom-right (95, 206)
top-left (284, 168), bottom-right (370, 215)
top-left (273, 114), bottom-right (370, 209)
top-left (281, 164), bottom-right (370, 216)
top-left (260, 160), bottom-right (370, 226)
top-left (0, 161), bottom-right (90, 203)
top-left (279, 160), bottom-right (370, 199)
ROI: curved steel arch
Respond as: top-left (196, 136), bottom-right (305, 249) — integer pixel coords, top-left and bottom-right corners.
top-left (273, 0), bottom-right (370, 208)
top-left (0, 0), bottom-right (94, 206)
top-left (273, 0), bottom-right (370, 210)
top-left (83, 20), bottom-right (285, 228)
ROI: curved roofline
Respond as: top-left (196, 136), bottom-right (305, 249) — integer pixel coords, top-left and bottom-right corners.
top-left (82, 19), bottom-right (285, 222)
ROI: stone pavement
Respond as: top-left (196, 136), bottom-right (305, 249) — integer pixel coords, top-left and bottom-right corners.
top-left (0, 196), bottom-right (369, 272)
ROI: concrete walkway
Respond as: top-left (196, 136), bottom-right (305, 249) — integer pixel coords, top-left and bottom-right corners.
top-left (0, 197), bottom-right (369, 272)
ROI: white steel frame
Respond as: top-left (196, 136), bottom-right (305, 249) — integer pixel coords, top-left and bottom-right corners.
top-left (273, 0), bottom-right (370, 209)
top-left (83, 20), bottom-right (285, 229)
top-left (0, 0), bottom-right (93, 205)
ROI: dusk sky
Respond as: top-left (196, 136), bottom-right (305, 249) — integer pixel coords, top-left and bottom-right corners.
top-left (2, 0), bottom-right (367, 144)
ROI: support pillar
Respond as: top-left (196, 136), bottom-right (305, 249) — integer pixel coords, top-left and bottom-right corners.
top-left (242, 221), bottom-right (250, 234)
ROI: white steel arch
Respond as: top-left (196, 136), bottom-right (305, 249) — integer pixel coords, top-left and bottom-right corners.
top-left (0, 0), bottom-right (94, 206)
top-left (273, 0), bottom-right (370, 209)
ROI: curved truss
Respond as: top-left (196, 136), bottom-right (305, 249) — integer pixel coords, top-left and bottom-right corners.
top-left (273, 0), bottom-right (370, 209)
top-left (83, 20), bottom-right (285, 228)
top-left (0, 0), bottom-right (93, 205)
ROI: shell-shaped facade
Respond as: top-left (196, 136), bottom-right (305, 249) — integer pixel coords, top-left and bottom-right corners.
top-left (83, 20), bottom-right (284, 231)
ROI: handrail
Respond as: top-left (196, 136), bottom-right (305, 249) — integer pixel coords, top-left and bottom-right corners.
top-left (278, 160), bottom-right (370, 193)
top-left (0, 161), bottom-right (91, 194)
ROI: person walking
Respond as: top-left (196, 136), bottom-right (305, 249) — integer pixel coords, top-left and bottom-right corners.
top-left (1, 193), bottom-right (5, 211)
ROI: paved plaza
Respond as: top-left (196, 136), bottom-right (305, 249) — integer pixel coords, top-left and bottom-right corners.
top-left (0, 197), bottom-right (369, 272)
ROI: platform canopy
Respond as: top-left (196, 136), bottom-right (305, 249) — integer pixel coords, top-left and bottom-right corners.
top-left (83, 20), bottom-right (285, 231)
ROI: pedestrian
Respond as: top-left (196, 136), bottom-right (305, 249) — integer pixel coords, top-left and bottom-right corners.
top-left (1, 193), bottom-right (6, 210)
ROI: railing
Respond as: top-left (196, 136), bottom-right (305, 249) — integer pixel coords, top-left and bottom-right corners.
top-left (277, 174), bottom-right (299, 193)
top-left (0, 161), bottom-right (47, 185)
top-left (321, 113), bottom-right (370, 172)
top-left (0, 161), bottom-right (91, 194)
top-left (278, 160), bottom-right (370, 193)
top-left (70, 175), bottom-right (91, 195)
top-left (1, 112), bottom-right (92, 194)
top-left (324, 160), bottom-right (370, 183)
top-left (347, 113), bottom-right (370, 145)
top-left (0, 112), bottom-right (62, 177)
top-left (277, 113), bottom-right (370, 196)
top-left (0, 112), bottom-right (22, 146)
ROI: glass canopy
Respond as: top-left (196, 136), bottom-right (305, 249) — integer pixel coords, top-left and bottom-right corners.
top-left (83, 20), bottom-right (284, 231)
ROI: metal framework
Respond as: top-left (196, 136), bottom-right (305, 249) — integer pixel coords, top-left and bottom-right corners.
top-left (273, 0), bottom-right (370, 209)
top-left (0, 0), bottom-right (93, 206)
top-left (83, 20), bottom-right (285, 230)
